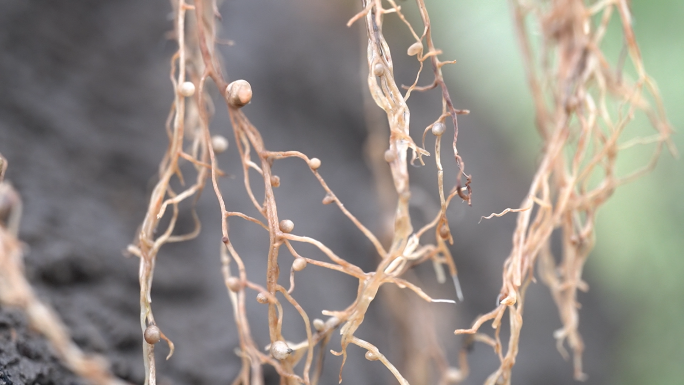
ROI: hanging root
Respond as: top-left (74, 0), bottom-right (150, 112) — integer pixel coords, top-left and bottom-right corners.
top-left (130, 0), bottom-right (475, 383)
top-left (455, 1), bottom-right (675, 383)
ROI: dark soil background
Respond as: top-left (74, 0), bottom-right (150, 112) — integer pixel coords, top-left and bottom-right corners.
top-left (0, 1), bottom-right (619, 384)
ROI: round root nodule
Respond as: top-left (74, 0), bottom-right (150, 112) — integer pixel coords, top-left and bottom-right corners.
top-left (271, 341), bottom-right (293, 360)
top-left (365, 351), bottom-right (379, 361)
top-left (226, 80), bottom-right (253, 107)
top-left (292, 258), bottom-right (307, 272)
top-left (308, 158), bottom-right (321, 170)
top-left (312, 318), bottom-right (325, 331)
top-left (439, 224), bottom-right (450, 239)
top-left (211, 135), bottom-right (229, 153)
top-left (226, 277), bottom-right (242, 292)
top-left (144, 325), bottom-right (161, 345)
top-left (322, 194), bottom-right (334, 205)
top-left (373, 63), bottom-right (385, 77)
top-left (279, 219), bottom-right (294, 233)
top-left (444, 367), bottom-right (464, 383)
top-left (432, 122), bottom-right (446, 136)
top-left (270, 175), bottom-right (281, 187)
top-left (179, 81), bottom-right (195, 97)
top-left (384, 149), bottom-right (396, 162)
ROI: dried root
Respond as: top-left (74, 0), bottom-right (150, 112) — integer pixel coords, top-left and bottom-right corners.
top-left (0, 155), bottom-right (126, 385)
top-left (131, 0), bottom-right (473, 384)
top-left (455, 1), bottom-right (676, 383)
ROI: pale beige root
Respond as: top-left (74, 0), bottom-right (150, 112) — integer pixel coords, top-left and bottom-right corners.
top-left (455, 1), bottom-right (675, 384)
top-left (0, 158), bottom-right (127, 385)
top-left (195, 0), bottom-right (472, 384)
top-left (356, 0), bottom-right (473, 382)
top-left (479, 203), bottom-right (533, 224)
top-left (128, 0), bottom-right (209, 384)
top-left (133, 0), bottom-right (474, 383)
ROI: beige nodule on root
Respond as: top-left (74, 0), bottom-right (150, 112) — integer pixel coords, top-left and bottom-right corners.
top-left (308, 157), bottom-right (321, 170)
top-left (270, 340), bottom-right (293, 360)
top-left (384, 149), bottom-right (396, 162)
top-left (373, 63), bottom-right (385, 77)
top-left (322, 194), bottom-right (334, 205)
top-left (179, 81), bottom-right (195, 97)
top-left (226, 80), bottom-right (252, 107)
top-left (279, 219), bottom-right (294, 233)
top-left (144, 325), bottom-right (161, 345)
top-left (226, 276), bottom-right (242, 292)
top-left (256, 293), bottom-right (269, 304)
top-left (407, 41), bottom-right (423, 56)
top-left (292, 258), bottom-right (307, 271)
top-left (312, 318), bottom-right (325, 331)
top-left (211, 135), bottom-right (229, 153)
top-left (431, 122), bottom-right (446, 136)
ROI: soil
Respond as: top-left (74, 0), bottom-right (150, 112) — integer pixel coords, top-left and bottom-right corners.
top-left (0, 1), bottom-right (618, 384)
top-left (0, 306), bottom-right (84, 385)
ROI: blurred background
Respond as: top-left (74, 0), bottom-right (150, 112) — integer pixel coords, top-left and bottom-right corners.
top-left (0, 1), bottom-right (681, 384)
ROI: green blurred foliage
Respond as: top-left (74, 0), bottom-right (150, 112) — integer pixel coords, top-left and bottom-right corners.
top-left (426, 1), bottom-right (683, 383)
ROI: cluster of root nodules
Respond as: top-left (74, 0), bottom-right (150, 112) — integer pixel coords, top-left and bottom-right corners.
top-left (455, 1), bottom-right (676, 384)
top-left (128, 0), bottom-right (473, 384)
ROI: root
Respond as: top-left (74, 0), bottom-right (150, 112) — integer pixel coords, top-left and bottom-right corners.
top-left (455, 1), bottom-right (675, 383)
top-left (0, 156), bottom-right (127, 385)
